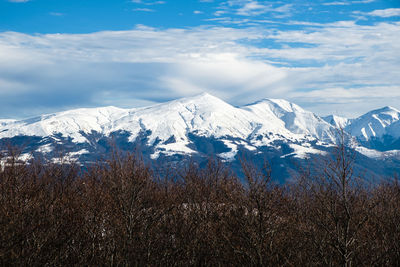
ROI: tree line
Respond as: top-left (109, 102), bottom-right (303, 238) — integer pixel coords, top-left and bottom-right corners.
top-left (0, 144), bottom-right (399, 266)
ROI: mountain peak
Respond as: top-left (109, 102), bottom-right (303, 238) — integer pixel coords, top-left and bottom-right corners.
top-left (323, 115), bottom-right (351, 129)
top-left (246, 98), bottom-right (305, 114)
top-left (267, 98), bottom-right (304, 112)
top-left (185, 92), bottom-right (223, 102)
top-left (345, 105), bottom-right (400, 141)
top-left (197, 92), bottom-right (213, 98)
top-left (373, 106), bottom-right (400, 114)
top-left (164, 92), bottom-right (231, 110)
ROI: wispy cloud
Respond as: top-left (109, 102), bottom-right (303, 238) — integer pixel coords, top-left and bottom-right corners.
top-left (49, 12), bottom-right (64, 17)
top-left (323, 0), bottom-right (375, 5)
top-left (353, 0), bottom-right (376, 3)
top-left (133, 8), bottom-right (155, 12)
top-left (289, 86), bottom-right (400, 117)
top-left (366, 8), bottom-right (400, 18)
top-left (353, 8), bottom-right (400, 20)
top-left (7, 0), bottom-right (30, 2)
top-left (237, 1), bottom-right (271, 16)
top-left (131, 0), bottom-right (164, 12)
top-left (323, 1), bottom-right (351, 6)
top-left (131, 0), bottom-right (165, 5)
top-left (0, 20), bottom-right (399, 118)
top-left (215, 1), bottom-right (293, 18)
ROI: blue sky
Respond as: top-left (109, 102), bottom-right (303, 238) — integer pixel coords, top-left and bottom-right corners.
top-left (0, 0), bottom-right (399, 118)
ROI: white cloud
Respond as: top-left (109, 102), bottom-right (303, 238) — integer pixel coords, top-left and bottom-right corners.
top-left (131, 0), bottom-right (165, 4)
top-left (214, 10), bottom-right (227, 16)
top-left (0, 21), bottom-right (399, 118)
top-left (289, 86), bottom-right (400, 117)
top-left (323, 0), bottom-right (375, 5)
top-left (8, 0), bottom-right (30, 2)
top-left (260, 21), bottom-right (400, 63)
top-left (237, 1), bottom-right (270, 16)
top-left (323, 1), bottom-right (351, 6)
top-left (366, 8), bottom-right (400, 18)
top-left (216, 0), bottom-right (292, 18)
top-left (353, 0), bottom-right (375, 3)
top-left (160, 53), bottom-right (287, 99)
top-left (133, 8), bottom-right (155, 12)
top-left (49, 12), bottom-right (64, 16)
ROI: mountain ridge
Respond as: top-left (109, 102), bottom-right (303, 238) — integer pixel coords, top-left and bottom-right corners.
top-left (344, 106), bottom-right (400, 141)
top-left (1, 93), bottom-right (400, 178)
top-left (0, 93), bottom-right (339, 159)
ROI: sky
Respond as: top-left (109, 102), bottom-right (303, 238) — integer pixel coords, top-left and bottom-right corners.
top-left (0, 0), bottom-right (399, 119)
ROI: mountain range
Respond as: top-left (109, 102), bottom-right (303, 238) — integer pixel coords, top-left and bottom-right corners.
top-left (1, 93), bottom-right (400, 182)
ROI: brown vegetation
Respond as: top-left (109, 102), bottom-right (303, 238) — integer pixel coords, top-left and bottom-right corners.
top-left (0, 146), bottom-right (399, 266)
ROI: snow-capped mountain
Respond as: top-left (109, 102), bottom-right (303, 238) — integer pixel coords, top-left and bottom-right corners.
top-left (324, 106), bottom-right (400, 151)
top-left (1, 93), bottom-right (399, 181)
top-left (345, 106), bottom-right (400, 141)
top-left (0, 93), bottom-right (338, 160)
top-left (0, 106), bottom-right (128, 143)
top-left (245, 99), bottom-right (337, 143)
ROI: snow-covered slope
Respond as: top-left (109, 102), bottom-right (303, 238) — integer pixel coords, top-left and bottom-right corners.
top-left (244, 99), bottom-right (337, 143)
top-left (0, 93), bottom-right (339, 160)
top-left (0, 119), bottom-right (16, 127)
top-left (114, 93), bottom-right (257, 143)
top-left (345, 106), bottom-right (400, 141)
top-left (323, 115), bottom-right (351, 129)
top-left (0, 106), bottom-right (128, 143)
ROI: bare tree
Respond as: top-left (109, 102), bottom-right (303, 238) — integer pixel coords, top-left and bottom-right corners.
top-left (294, 130), bottom-right (373, 266)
